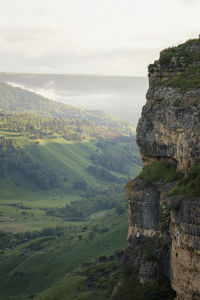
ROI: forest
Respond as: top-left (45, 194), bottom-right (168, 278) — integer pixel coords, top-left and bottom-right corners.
top-left (0, 81), bottom-right (141, 300)
top-left (0, 111), bottom-right (140, 191)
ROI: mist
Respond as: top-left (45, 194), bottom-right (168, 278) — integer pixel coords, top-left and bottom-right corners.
top-left (0, 73), bottom-right (148, 125)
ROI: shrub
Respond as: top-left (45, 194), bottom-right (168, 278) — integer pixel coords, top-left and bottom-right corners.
top-left (170, 163), bottom-right (200, 198)
top-left (142, 248), bottom-right (156, 262)
top-left (139, 161), bottom-right (182, 183)
top-left (115, 203), bottom-right (126, 215)
top-left (162, 66), bottom-right (200, 90)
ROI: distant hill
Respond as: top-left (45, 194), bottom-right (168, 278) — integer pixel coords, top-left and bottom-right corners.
top-left (0, 81), bottom-right (133, 130)
top-left (0, 72), bottom-right (147, 92)
top-left (0, 72), bottom-right (147, 123)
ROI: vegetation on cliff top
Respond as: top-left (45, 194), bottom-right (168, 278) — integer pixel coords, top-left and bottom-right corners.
top-left (139, 161), bottom-right (182, 183)
top-left (149, 38), bottom-right (200, 90)
top-left (159, 38), bottom-right (200, 67)
top-left (162, 66), bottom-right (200, 90)
top-left (170, 163), bottom-right (200, 198)
top-left (138, 160), bottom-right (200, 199)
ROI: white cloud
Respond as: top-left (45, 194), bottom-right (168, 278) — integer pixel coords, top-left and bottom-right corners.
top-left (180, 0), bottom-right (199, 5)
top-left (0, 0), bottom-right (199, 75)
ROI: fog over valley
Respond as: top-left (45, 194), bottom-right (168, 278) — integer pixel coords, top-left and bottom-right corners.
top-left (0, 73), bottom-right (147, 125)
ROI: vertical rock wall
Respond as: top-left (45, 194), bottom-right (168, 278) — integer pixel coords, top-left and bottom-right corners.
top-left (113, 38), bottom-right (200, 300)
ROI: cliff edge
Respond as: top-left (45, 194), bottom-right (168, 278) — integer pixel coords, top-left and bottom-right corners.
top-left (113, 38), bottom-right (200, 300)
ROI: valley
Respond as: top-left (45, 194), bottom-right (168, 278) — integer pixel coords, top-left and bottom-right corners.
top-left (0, 80), bottom-right (141, 299)
top-left (0, 73), bottom-right (147, 124)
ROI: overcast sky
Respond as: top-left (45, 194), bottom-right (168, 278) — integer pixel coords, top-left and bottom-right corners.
top-left (0, 0), bottom-right (199, 76)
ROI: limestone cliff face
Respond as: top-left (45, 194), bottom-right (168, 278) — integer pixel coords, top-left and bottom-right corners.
top-left (137, 38), bottom-right (200, 173)
top-left (113, 38), bottom-right (200, 300)
top-left (137, 86), bottom-right (200, 173)
top-left (170, 198), bottom-right (200, 300)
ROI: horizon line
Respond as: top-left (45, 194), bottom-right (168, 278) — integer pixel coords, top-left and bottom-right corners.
top-left (0, 71), bottom-right (146, 79)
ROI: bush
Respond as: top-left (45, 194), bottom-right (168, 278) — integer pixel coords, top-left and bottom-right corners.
top-left (162, 66), bottom-right (200, 90)
top-left (139, 161), bottom-right (182, 183)
top-left (73, 180), bottom-right (87, 190)
top-left (115, 203), bottom-right (126, 215)
top-left (112, 263), bottom-right (176, 300)
top-left (143, 248), bottom-right (156, 262)
top-left (170, 163), bottom-right (200, 198)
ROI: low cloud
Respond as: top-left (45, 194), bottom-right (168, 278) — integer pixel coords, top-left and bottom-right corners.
top-left (6, 76), bottom-right (147, 124)
top-left (180, 0), bottom-right (199, 5)
top-left (0, 0), bottom-right (199, 75)
top-left (0, 24), bottom-right (163, 76)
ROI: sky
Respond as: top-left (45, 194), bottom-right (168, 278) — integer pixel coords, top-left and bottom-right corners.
top-left (0, 0), bottom-right (199, 76)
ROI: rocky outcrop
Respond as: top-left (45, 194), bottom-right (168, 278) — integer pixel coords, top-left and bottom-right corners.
top-left (137, 86), bottom-right (200, 173)
top-left (170, 197), bottom-right (200, 300)
top-left (113, 38), bottom-right (200, 300)
top-left (126, 177), bottom-right (172, 280)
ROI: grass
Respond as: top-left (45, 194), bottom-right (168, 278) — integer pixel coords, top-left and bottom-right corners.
top-left (170, 163), bottom-right (200, 198)
top-left (149, 38), bottom-right (200, 91)
top-left (0, 134), bottom-right (141, 232)
top-left (26, 139), bottom-right (102, 190)
top-left (139, 161), bottom-right (182, 183)
top-left (36, 254), bottom-right (122, 300)
top-left (162, 66), bottom-right (200, 91)
top-left (0, 209), bottom-right (128, 300)
top-left (36, 274), bottom-right (88, 300)
top-left (0, 112), bottom-right (141, 299)
top-left (159, 38), bottom-right (200, 67)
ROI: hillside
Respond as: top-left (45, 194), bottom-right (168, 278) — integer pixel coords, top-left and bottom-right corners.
top-left (0, 77), bottom-right (142, 299)
top-left (0, 73), bottom-right (147, 123)
top-left (0, 209), bottom-right (128, 300)
top-left (0, 80), bottom-right (133, 129)
top-left (0, 111), bottom-right (141, 232)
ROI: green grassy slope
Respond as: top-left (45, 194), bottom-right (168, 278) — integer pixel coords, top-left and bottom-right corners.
top-left (0, 111), bottom-right (141, 232)
top-left (0, 126), bottom-right (135, 298)
top-left (36, 254), bottom-right (122, 300)
top-left (0, 136), bottom-right (140, 230)
top-left (0, 209), bottom-right (127, 300)
top-left (0, 82), bottom-right (141, 300)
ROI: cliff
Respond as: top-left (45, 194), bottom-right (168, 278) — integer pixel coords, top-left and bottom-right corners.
top-left (113, 38), bottom-right (200, 300)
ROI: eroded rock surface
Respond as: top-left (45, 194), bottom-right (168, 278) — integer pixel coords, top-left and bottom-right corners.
top-left (137, 86), bottom-right (200, 173)
top-left (113, 38), bottom-right (200, 300)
